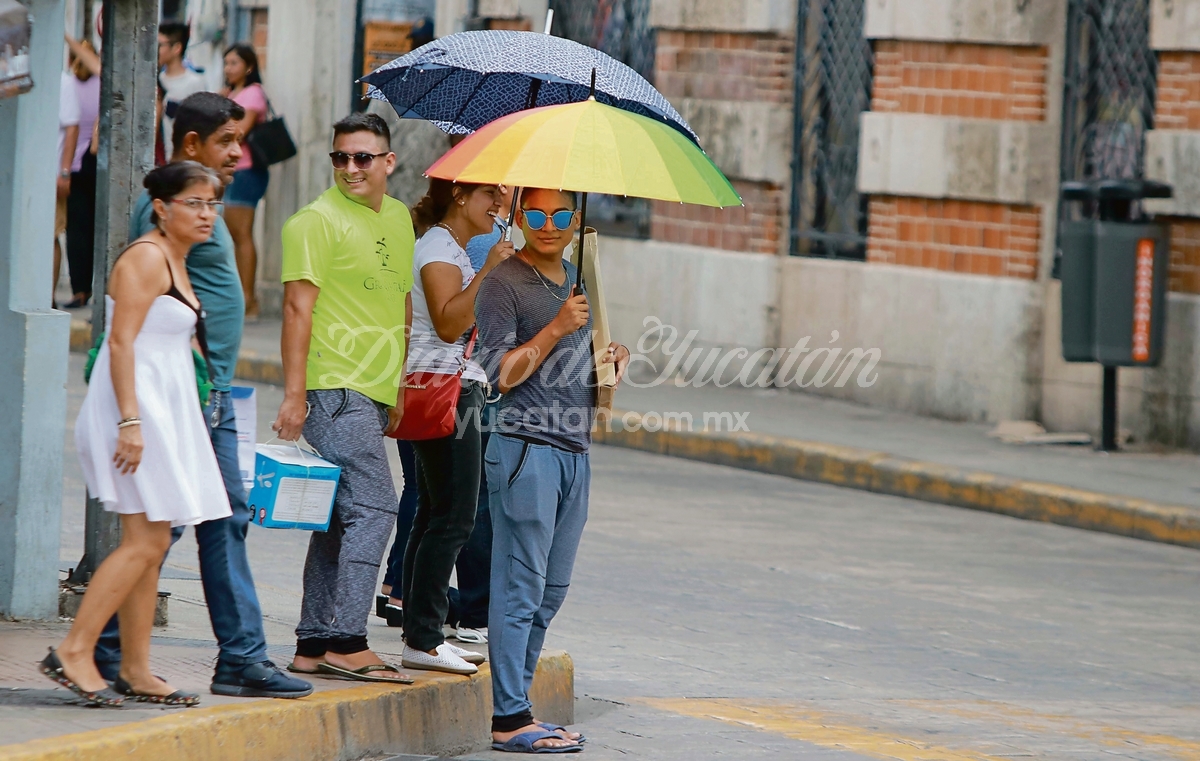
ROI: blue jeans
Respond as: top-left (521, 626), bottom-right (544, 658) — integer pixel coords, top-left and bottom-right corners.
top-left (382, 440), bottom-right (419, 591)
top-left (485, 434), bottom-right (590, 722)
top-left (95, 390), bottom-right (270, 675)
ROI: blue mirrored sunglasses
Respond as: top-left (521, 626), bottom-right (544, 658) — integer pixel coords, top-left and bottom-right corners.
top-left (523, 209), bottom-right (577, 231)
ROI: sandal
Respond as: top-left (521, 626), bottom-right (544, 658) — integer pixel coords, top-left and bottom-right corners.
top-left (113, 675), bottom-right (200, 707)
top-left (316, 661), bottom-right (415, 684)
top-left (492, 728), bottom-right (582, 754)
top-left (38, 648), bottom-right (125, 707)
top-left (539, 722), bottom-right (587, 744)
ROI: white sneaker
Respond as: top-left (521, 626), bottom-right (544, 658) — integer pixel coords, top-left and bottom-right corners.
top-left (454, 626), bottom-right (488, 644)
top-left (443, 641), bottom-right (486, 665)
top-left (401, 643), bottom-right (479, 675)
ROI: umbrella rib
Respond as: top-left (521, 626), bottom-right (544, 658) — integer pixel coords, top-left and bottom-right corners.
top-left (448, 71), bottom-right (492, 131)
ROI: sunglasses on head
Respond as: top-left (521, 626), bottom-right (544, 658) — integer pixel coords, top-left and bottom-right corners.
top-left (329, 151), bottom-right (388, 170)
top-left (522, 209), bottom-right (577, 231)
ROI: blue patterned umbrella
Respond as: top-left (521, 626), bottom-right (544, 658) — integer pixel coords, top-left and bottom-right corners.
top-left (360, 30), bottom-right (698, 143)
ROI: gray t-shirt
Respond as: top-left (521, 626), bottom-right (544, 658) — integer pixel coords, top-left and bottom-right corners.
top-left (475, 256), bottom-right (595, 453)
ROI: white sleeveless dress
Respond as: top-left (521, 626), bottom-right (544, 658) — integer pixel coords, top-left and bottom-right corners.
top-left (75, 294), bottom-right (231, 527)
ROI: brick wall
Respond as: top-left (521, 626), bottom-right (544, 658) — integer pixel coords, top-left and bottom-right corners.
top-left (1156, 52), bottom-right (1200, 131)
top-left (651, 30), bottom-right (793, 254)
top-left (651, 181), bottom-right (785, 253)
top-left (871, 41), bottom-right (1047, 122)
top-left (864, 39), bottom-right (1049, 279)
top-left (655, 31), bottom-right (792, 103)
top-left (868, 197), bottom-right (1041, 279)
top-left (1154, 53), bottom-right (1200, 294)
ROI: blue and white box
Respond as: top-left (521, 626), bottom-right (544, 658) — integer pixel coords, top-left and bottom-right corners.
top-left (248, 443), bottom-right (341, 531)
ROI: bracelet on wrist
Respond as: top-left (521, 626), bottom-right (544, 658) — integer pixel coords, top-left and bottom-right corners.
top-left (117, 417), bottom-right (141, 429)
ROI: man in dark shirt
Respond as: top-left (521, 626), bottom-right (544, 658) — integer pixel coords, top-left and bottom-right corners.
top-left (93, 92), bottom-right (311, 699)
top-left (475, 188), bottom-right (628, 752)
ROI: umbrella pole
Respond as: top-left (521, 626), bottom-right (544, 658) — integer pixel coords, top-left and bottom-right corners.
top-left (504, 187), bottom-right (521, 242)
top-left (575, 191), bottom-right (588, 293)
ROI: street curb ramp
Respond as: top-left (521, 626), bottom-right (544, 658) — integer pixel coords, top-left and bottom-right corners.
top-left (595, 411), bottom-right (1200, 550)
top-left (2, 653), bottom-right (573, 761)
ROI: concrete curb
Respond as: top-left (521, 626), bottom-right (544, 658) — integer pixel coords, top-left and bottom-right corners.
top-left (2, 653), bottom-right (573, 761)
top-left (68, 322), bottom-right (1200, 548)
top-left (594, 411), bottom-right (1200, 551)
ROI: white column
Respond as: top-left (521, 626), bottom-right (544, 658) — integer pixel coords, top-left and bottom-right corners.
top-left (0, 0), bottom-right (72, 619)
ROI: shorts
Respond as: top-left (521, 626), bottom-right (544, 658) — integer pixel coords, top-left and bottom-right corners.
top-left (225, 166), bottom-right (269, 208)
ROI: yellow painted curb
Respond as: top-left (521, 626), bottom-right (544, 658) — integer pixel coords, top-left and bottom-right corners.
top-left (2, 653), bottom-right (573, 761)
top-left (595, 411), bottom-right (1200, 550)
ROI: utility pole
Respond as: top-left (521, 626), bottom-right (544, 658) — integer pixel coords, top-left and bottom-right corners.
top-left (71, 0), bottom-right (159, 582)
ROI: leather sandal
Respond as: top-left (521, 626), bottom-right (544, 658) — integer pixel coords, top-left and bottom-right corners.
top-left (39, 648), bottom-right (125, 707)
top-left (113, 675), bottom-right (200, 707)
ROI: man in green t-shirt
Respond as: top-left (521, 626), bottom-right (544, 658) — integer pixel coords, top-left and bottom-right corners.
top-left (272, 112), bottom-right (414, 681)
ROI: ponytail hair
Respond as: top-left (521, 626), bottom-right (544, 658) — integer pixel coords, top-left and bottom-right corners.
top-left (411, 177), bottom-right (483, 237)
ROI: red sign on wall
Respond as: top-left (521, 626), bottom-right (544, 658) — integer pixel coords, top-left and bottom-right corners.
top-left (1132, 238), bottom-right (1155, 362)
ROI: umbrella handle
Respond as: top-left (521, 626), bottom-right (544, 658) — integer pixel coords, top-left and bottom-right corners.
top-left (505, 187), bottom-right (521, 242)
top-left (575, 192), bottom-right (588, 291)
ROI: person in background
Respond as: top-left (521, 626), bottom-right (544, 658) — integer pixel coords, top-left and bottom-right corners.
top-left (474, 187), bottom-right (630, 753)
top-left (158, 22), bottom-right (208, 157)
top-left (93, 92), bottom-right (312, 701)
top-left (221, 43), bottom-right (269, 319)
top-left (62, 35), bottom-right (102, 309)
top-left (377, 440), bottom-right (418, 627)
top-left (398, 178), bottom-right (512, 675)
top-left (44, 162), bottom-right (231, 709)
top-left (53, 61), bottom-right (80, 306)
top-left (273, 112), bottom-right (415, 683)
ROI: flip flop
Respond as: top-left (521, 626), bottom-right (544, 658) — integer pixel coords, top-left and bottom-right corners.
top-left (286, 662), bottom-right (323, 675)
top-left (316, 662), bottom-right (415, 684)
top-left (492, 728), bottom-right (583, 754)
top-left (538, 722), bottom-right (587, 744)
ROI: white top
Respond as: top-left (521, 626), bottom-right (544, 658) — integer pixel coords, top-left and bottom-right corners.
top-left (160, 68), bottom-right (209, 156)
top-left (57, 72), bottom-right (81, 167)
top-left (406, 225), bottom-right (488, 383)
top-left (75, 294), bottom-right (232, 527)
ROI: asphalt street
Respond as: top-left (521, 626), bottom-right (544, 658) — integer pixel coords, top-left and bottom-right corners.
top-left (56, 357), bottom-right (1200, 759)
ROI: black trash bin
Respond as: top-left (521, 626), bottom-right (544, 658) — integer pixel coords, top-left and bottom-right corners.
top-left (1057, 179), bottom-right (1172, 448)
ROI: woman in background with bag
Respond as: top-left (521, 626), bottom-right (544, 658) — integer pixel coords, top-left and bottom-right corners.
top-left (397, 178), bottom-right (512, 675)
top-left (222, 43), bottom-right (268, 319)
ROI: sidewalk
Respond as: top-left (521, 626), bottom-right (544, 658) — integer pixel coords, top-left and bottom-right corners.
top-left (68, 315), bottom-right (1200, 542)
top-left (19, 326), bottom-right (575, 760)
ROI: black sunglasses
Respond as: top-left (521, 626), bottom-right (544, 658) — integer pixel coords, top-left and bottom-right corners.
top-left (329, 151), bottom-right (389, 170)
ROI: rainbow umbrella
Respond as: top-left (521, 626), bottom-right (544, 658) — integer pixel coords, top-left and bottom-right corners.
top-left (426, 98), bottom-right (740, 209)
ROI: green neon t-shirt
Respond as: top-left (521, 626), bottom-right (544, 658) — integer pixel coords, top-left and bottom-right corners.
top-left (281, 187), bottom-right (414, 407)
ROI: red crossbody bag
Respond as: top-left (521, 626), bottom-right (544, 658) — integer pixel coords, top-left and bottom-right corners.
top-left (389, 328), bottom-right (477, 441)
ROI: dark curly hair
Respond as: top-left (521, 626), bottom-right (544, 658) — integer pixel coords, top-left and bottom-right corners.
top-left (411, 177), bottom-right (485, 237)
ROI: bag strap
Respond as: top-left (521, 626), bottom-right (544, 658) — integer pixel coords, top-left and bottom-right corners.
top-left (462, 327), bottom-right (478, 362)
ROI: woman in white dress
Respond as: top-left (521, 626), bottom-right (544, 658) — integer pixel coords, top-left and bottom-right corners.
top-left (40, 162), bottom-right (232, 707)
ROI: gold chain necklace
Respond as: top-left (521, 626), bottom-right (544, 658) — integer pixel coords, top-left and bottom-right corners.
top-left (435, 222), bottom-right (465, 250)
top-left (518, 250), bottom-right (569, 302)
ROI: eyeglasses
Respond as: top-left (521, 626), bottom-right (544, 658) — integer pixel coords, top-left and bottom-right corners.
top-left (329, 151), bottom-right (389, 170)
top-left (170, 198), bottom-right (224, 213)
top-left (522, 209), bottom-right (577, 231)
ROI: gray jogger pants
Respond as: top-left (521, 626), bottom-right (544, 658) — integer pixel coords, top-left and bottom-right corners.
top-left (295, 388), bottom-right (398, 653)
